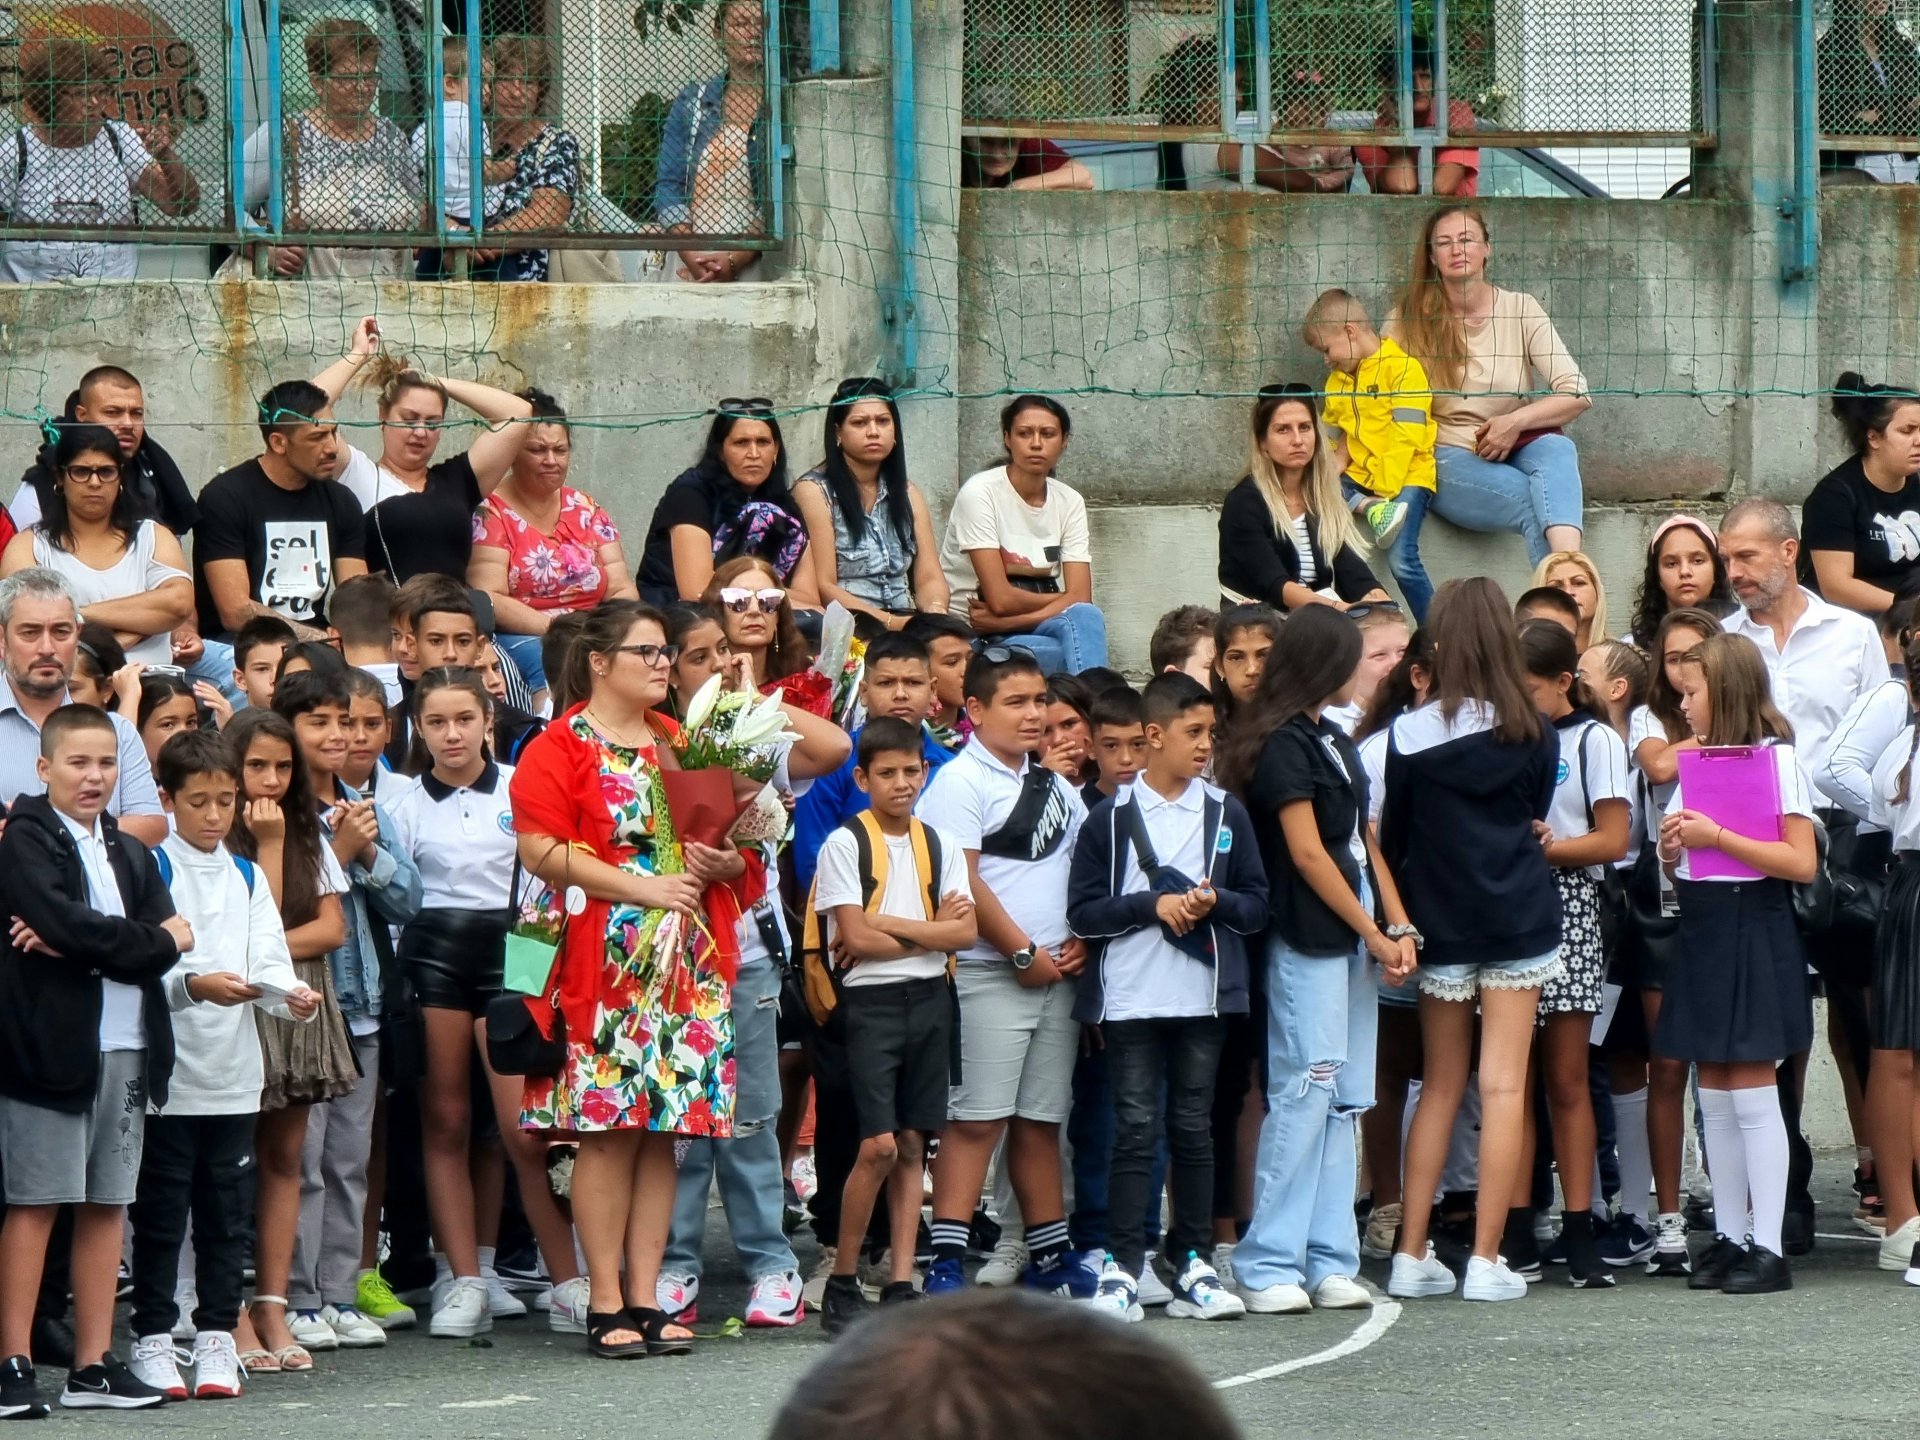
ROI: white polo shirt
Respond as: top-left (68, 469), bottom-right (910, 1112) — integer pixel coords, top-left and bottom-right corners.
top-left (386, 761), bottom-right (515, 912)
top-left (917, 737), bottom-right (1084, 961)
top-left (1099, 778), bottom-right (1217, 1020)
top-left (1724, 589), bottom-right (1886, 763)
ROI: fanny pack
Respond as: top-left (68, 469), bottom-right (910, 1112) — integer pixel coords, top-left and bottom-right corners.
top-left (979, 764), bottom-right (1071, 862)
top-left (1119, 794), bottom-right (1216, 964)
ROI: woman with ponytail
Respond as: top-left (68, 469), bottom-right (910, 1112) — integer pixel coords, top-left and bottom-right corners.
top-left (1803, 371), bottom-right (1920, 615)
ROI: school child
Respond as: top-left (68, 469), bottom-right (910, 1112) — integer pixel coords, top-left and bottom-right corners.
top-left (386, 667), bottom-right (586, 1337)
top-left (1868, 629), bottom-right (1920, 1281)
top-left (1216, 607), bottom-right (1416, 1313)
top-left (128, 728), bottom-right (320, 1401)
top-left (900, 612), bottom-right (976, 752)
top-left (809, 716), bottom-right (976, 1334)
top-left (1069, 674), bottom-right (1269, 1322)
top-left (1303, 287), bottom-right (1438, 618)
top-left (231, 615), bottom-right (297, 711)
top-left (1514, 620), bottom-right (1632, 1287)
top-left (1082, 686), bottom-right (1146, 811)
top-left (1324, 602), bottom-right (1411, 735)
top-left (0, 706), bottom-right (196, 1415)
top-left (1148, 605), bottom-right (1218, 684)
top-left (1655, 632), bottom-right (1818, 1296)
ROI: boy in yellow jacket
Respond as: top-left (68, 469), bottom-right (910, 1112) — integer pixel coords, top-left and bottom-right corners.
top-left (1304, 288), bottom-right (1438, 620)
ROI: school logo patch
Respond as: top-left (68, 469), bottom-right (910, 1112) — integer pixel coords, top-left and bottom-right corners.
top-left (1556, 759), bottom-right (1570, 785)
top-left (498, 812), bottom-right (516, 836)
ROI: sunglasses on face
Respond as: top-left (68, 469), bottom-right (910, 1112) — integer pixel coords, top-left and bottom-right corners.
top-left (611, 643), bottom-right (680, 667)
top-left (718, 587), bottom-right (785, 614)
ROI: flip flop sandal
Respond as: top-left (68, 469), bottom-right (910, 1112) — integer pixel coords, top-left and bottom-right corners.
top-left (626, 1306), bottom-right (694, 1357)
top-left (271, 1345), bottom-right (314, 1373)
top-left (237, 1348), bottom-right (281, 1375)
top-left (586, 1311), bottom-right (648, 1360)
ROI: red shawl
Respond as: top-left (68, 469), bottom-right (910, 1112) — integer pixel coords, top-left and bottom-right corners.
top-left (507, 703), bottom-right (766, 1044)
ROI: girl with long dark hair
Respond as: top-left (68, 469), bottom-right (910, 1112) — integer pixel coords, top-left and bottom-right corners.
top-left (1627, 515), bottom-right (1734, 647)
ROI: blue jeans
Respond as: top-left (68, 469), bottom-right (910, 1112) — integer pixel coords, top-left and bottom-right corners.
top-left (663, 959), bottom-right (796, 1282)
top-left (1432, 435), bottom-right (1585, 566)
top-left (1342, 480), bottom-right (1434, 622)
top-left (1005, 602), bottom-right (1108, 675)
top-left (1235, 931), bottom-right (1378, 1291)
top-left (1066, 1044), bottom-right (1166, 1254)
top-left (494, 631), bottom-right (548, 693)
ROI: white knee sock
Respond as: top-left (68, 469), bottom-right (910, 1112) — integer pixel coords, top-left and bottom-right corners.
top-left (1732, 1085), bottom-right (1790, 1256)
top-left (1612, 1088), bottom-right (1653, 1227)
top-left (1696, 1087), bottom-right (1749, 1242)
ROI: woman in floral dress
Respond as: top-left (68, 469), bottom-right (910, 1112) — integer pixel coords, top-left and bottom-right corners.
top-left (469, 387), bottom-right (638, 713)
top-left (509, 600), bottom-right (765, 1357)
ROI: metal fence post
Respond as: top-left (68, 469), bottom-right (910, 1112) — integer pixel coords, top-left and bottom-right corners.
top-left (1782, 0), bottom-right (1817, 283)
top-left (265, 0), bottom-right (284, 240)
top-left (766, 0), bottom-right (788, 243)
top-left (224, 0), bottom-right (245, 235)
top-left (466, 0), bottom-right (484, 248)
top-left (889, 0), bottom-right (916, 382)
top-left (809, 0), bottom-right (842, 75)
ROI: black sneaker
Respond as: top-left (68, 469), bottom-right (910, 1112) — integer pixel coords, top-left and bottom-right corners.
top-left (820, 1275), bottom-right (870, 1338)
top-left (1781, 1206), bottom-right (1816, 1257)
top-left (967, 1208), bottom-right (1001, 1259)
top-left (1501, 1209), bottom-right (1543, 1282)
top-left (59, 1355), bottom-right (165, 1411)
top-left (0, 1355), bottom-right (48, 1421)
top-left (1722, 1245), bottom-right (1792, 1295)
top-left (1687, 1235), bottom-right (1746, 1291)
top-left (1560, 1212), bottom-right (1616, 1290)
top-left (879, 1281), bottom-right (923, 1305)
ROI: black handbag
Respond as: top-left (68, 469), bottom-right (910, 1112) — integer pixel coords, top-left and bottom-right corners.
top-left (1790, 812), bottom-right (1835, 937)
top-left (484, 859), bottom-right (568, 1077)
top-left (1821, 806), bottom-right (1891, 938)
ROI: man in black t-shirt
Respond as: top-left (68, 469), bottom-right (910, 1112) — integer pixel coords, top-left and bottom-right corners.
top-left (191, 380), bottom-right (368, 641)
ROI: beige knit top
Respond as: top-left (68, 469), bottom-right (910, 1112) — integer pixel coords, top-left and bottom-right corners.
top-left (1388, 287), bottom-right (1589, 451)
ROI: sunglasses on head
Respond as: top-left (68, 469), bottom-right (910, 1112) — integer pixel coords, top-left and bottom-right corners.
top-left (971, 642), bottom-right (1035, 663)
top-left (1344, 600), bottom-right (1405, 620)
top-left (718, 586), bottom-right (786, 614)
top-left (716, 396), bottom-right (774, 416)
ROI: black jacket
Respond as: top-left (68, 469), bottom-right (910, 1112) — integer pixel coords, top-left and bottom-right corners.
top-left (1379, 714), bottom-right (1562, 966)
top-left (0, 795), bottom-right (182, 1113)
top-left (1247, 714), bottom-right (1382, 957)
top-left (1217, 475), bottom-right (1381, 609)
top-left (1066, 782), bottom-right (1268, 1022)
top-left (18, 426), bottom-right (200, 539)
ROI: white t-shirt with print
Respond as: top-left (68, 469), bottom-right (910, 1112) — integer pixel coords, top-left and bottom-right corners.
top-left (938, 466), bottom-right (1093, 617)
top-left (815, 823), bottom-right (970, 986)
top-left (0, 122), bottom-right (152, 281)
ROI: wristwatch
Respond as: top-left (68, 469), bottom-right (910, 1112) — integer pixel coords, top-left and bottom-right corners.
top-left (1009, 946), bottom-right (1036, 971)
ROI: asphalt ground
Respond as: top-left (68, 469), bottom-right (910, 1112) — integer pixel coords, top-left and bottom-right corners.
top-left (37, 1158), bottom-right (1909, 1440)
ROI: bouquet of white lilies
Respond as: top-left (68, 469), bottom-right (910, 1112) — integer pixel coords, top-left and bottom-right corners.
top-left (673, 674), bottom-right (800, 784)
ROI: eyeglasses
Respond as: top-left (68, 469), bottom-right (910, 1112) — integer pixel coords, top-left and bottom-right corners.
top-left (716, 397), bottom-right (774, 415)
top-left (1344, 600), bottom-right (1405, 620)
top-left (62, 464), bottom-right (118, 486)
top-left (611, 643), bottom-right (680, 667)
top-left (718, 587), bottom-right (785, 614)
top-left (971, 643), bottom-right (1035, 662)
top-left (324, 71), bottom-right (380, 86)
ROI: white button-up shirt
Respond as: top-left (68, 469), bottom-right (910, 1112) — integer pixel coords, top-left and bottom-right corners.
top-left (1724, 588), bottom-right (1887, 760)
top-left (55, 808), bottom-right (144, 1051)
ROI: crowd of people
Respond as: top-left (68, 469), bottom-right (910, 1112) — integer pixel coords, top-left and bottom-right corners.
top-left (3, 204), bottom-right (1920, 1420)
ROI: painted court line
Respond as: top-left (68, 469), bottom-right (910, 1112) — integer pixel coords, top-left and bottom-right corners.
top-left (1211, 1298), bottom-right (1402, 1390)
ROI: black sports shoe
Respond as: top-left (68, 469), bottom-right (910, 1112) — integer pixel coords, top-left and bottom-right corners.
top-left (1781, 1207), bottom-right (1816, 1257)
top-left (820, 1275), bottom-right (870, 1338)
top-left (1722, 1245), bottom-right (1792, 1295)
top-left (1560, 1211), bottom-right (1616, 1290)
top-left (1687, 1235), bottom-right (1746, 1291)
top-left (58, 1355), bottom-right (165, 1411)
top-left (879, 1281), bottom-right (923, 1305)
top-left (0, 1355), bottom-right (49, 1421)
top-left (967, 1208), bottom-right (1001, 1260)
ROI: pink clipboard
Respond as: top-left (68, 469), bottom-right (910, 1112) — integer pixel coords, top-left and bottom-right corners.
top-left (1675, 746), bottom-right (1781, 881)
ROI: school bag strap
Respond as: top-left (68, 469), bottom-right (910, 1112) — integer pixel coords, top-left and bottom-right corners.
top-left (152, 845), bottom-right (254, 894)
top-left (798, 810), bottom-right (952, 1027)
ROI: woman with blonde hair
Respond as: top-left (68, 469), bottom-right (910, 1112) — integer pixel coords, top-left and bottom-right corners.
top-left (306, 316), bottom-right (533, 585)
top-left (1532, 549), bottom-right (1609, 651)
top-left (1389, 206), bottom-right (1591, 565)
top-left (1218, 382), bottom-right (1392, 612)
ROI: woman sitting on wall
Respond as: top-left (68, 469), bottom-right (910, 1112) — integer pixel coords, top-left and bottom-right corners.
top-left (1802, 371), bottom-right (1920, 614)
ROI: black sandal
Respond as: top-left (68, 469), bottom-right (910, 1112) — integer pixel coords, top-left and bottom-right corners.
top-left (626, 1306), bottom-right (694, 1357)
top-left (587, 1310), bottom-right (649, 1359)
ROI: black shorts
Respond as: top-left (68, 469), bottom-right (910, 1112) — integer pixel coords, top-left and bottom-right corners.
top-left (400, 909), bottom-right (508, 1015)
top-left (841, 975), bottom-right (954, 1141)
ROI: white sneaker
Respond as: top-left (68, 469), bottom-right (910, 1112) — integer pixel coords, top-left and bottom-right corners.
top-left (1239, 1281), bottom-right (1312, 1314)
top-left (802, 1245), bottom-right (838, 1308)
top-left (430, 1276), bottom-right (493, 1338)
top-left (547, 1276), bottom-right (590, 1335)
top-left (656, 1271), bottom-right (700, 1322)
top-left (287, 1309), bottom-right (339, 1351)
top-left (977, 1237), bottom-right (1027, 1288)
top-left (791, 1151), bottom-right (818, 1202)
top-left (1210, 1241), bottom-right (1237, 1289)
top-left (320, 1304), bottom-right (387, 1348)
top-left (1089, 1257), bottom-right (1143, 1323)
top-left (1462, 1255), bottom-right (1529, 1302)
top-left (169, 1281), bottom-right (197, 1342)
top-left (1136, 1253), bottom-right (1174, 1308)
top-left (482, 1273), bottom-right (528, 1319)
top-left (1387, 1244), bottom-right (1457, 1299)
top-left (1879, 1216), bottom-right (1920, 1273)
top-left (745, 1270), bottom-right (805, 1327)
top-left (1309, 1274), bottom-right (1373, 1310)
top-left (1166, 1252), bottom-right (1246, 1321)
top-left (127, 1335), bottom-right (188, 1401)
top-left (190, 1332), bottom-right (242, 1400)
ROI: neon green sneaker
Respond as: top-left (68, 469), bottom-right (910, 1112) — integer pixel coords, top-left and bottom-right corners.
top-left (354, 1268), bottom-right (418, 1331)
top-left (1363, 499), bottom-right (1409, 545)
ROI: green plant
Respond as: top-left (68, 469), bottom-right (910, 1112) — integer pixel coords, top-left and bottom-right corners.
top-left (634, 0), bottom-right (712, 40)
top-left (601, 91), bottom-right (673, 224)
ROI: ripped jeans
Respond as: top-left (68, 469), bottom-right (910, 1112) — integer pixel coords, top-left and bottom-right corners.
top-left (1234, 919), bottom-right (1380, 1292)
top-left (663, 958), bottom-right (798, 1284)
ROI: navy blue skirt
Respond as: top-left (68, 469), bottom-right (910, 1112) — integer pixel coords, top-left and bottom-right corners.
top-left (1654, 877), bottom-right (1811, 1064)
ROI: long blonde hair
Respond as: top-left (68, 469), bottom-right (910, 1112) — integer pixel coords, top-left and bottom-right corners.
top-left (1246, 385), bottom-right (1363, 568)
top-left (1532, 550), bottom-right (1609, 649)
top-left (1394, 206), bottom-right (1490, 393)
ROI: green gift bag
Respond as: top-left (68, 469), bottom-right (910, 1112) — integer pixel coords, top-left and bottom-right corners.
top-left (504, 932), bottom-right (559, 997)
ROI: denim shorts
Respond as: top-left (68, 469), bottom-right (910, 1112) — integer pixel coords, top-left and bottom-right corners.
top-left (1416, 949), bottom-right (1564, 1003)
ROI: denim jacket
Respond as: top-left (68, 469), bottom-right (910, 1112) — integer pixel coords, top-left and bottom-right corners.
top-left (319, 781), bottom-right (422, 1024)
top-left (652, 74), bottom-right (768, 228)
